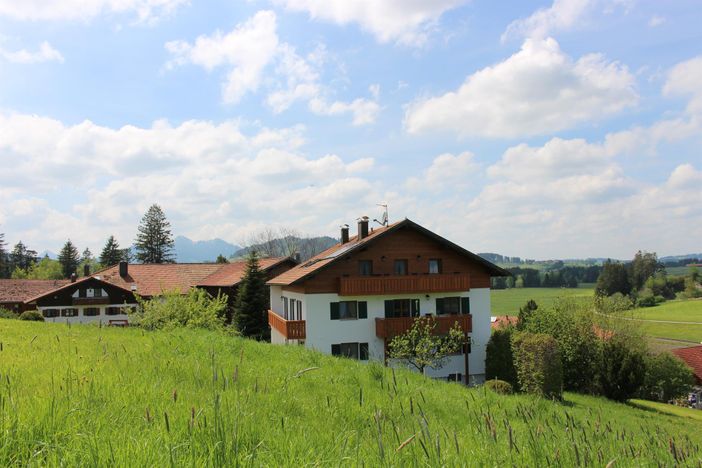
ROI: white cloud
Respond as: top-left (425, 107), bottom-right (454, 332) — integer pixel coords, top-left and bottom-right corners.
top-left (404, 37), bottom-right (637, 138)
top-left (0, 0), bottom-right (187, 23)
top-left (0, 112), bottom-right (382, 252)
top-left (664, 55), bottom-right (702, 114)
top-left (648, 15), bottom-right (665, 27)
top-left (308, 96), bottom-right (380, 126)
top-left (166, 10), bottom-right (279, 104)
top-left (0, 41), bottom-right (64, 64)
top-left (406, 152), bottom-right (479, 192)
top-left (272, 0), bottom-right (467, 46)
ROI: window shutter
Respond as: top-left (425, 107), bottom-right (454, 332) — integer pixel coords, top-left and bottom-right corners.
top-left (461, 297), bottom-right (470, 315)
top-left (384, 300), bottom-right (393, 318)
top-left (358, 301), bottom-right (368, 319)
top-left (331, 344), bottom-right (341, 356)
top-left (435, 298), bottom-right (444, 315)
top-left (411, 299), bottom-right (420, 317)
top-left (359, 343), bottom-right (369, 361)
top-left (330, 302), bottom-right (340, 320)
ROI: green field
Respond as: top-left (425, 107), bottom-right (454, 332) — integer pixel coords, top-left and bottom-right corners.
top-left (629, 400), bottom-right (702, 422)
top-left (1, 320), bottom-right (699, 465)
top-left (491, 287), bottom-right (594, 316)
top-left (665, 266), bottom-right (696, 277)
top-left (633, 300), bottom-right (702, 322)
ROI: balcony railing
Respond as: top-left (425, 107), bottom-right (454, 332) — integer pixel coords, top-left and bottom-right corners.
top-left (339, 273), bottom-right (470, 296)
top-left (268, 310), bottom-right (306, 340)
top-left (375, 314), bottom-right (472, 339)
top-left (73, 297), bottom-right (110, 305)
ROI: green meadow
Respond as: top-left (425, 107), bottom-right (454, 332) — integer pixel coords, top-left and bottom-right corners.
top-left (631, 300), bottom-right (702, 344)
top-left (490, 287), bottom-right (594, 316)
top-left (1, 320), bottom-right (700, 466)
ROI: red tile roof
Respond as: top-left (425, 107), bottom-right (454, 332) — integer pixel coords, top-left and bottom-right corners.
top-left (672, 345), bottom-right (702, 384)
top-left (268, 218), bottom-right (509, 286)
top-left (491, 315), bottom-right (518, 330)
top-left (0, 279), bottom-right (70, 304)
top-left (197, 257), bottom-right (293, 287)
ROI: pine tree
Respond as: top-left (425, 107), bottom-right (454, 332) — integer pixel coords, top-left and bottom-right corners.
top-left (0, 232), bottom-right (6, 278)
top-left (9, 241), bottom-right (38, 272)
top-left (233, 251), bottom-right (269, 340)
top-left (100, 235), bottom-right (123, 267)
top-left (134, 204), bottom-right (175, 264)
top-left (58, 239), bottom-right (80, 279)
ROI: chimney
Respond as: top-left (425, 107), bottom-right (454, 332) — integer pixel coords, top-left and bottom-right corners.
top-left (293, 252), bottom-right (301, 263)
top-left (340, 225), bottom-right (350, 244)
top-left (83, 264), bottom-right (90, 277)
top-left (357, 216), bottom-right (369, 241)
top-left (119, 261), bottom-right (128, 278)
top-left (70, 273), bottom-right (77, 283)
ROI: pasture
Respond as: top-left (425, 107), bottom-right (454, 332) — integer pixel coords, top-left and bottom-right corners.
top-left (490, 287), bottom-right (594, 316)
top-left (0, 320), bottom-right (698, 465)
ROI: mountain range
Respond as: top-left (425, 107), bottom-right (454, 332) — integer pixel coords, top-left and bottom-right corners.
top-left (173, 236), bottom-right (242, 263)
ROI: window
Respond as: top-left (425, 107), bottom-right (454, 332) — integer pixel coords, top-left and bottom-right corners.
top-left (79, 288), bottom-right (87, 298)
top-left (296, 300), bottom-right (302, 320)
top-left (84, 307), bottom-right (100, 316)
top-left (447, 373), bottom-right (462, 382)
top-left (358, 260), bottom-right (373, 276)
top-left (436, 297), bottom-right (470, 315)
top-left (283, 297), bottom-right (289, 319)
top-left (394, 259), bottom-right (408, 275)
top-left (331, 342), bottom-right (369, 361)
top-left (106, 307), bottom-right (122, 316)
top-left (94, 288), bottom-right (103, 298)
top-left (384, 299), bottom-right (420, 318)
top-left (43, 309), bottom-right (59, 318)
top-left (429, 259), bottom-right (442, 274)
top-left (61, 308), bottom-right (78, 317)
top-left (330, 301), bottom-right (367, 320)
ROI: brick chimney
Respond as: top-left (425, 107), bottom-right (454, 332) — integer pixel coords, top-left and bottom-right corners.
top-left (340, 225), bottom-right (350, 244)
top-left (357, 216), bottom-right (369, 240)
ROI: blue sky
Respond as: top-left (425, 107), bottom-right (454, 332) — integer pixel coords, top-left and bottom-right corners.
top-left (0, 0), bottom-right (700, 260)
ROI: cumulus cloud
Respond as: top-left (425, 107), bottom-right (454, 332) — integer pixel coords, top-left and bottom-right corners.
top-left (0, 112), bottom-right (382, 251)
top-left (0, 0), bottom-right (187, 23)
top-left (404, 37), bottom-right (637, 138)
top-left (664, 55), bottom-right (702, 114)
top-left (272, 0), bottom-right (467, 46)
top-left (405, 152), bottom-right (479, 192)
top-left (166, 11), bottom-right (380, 124)
top-left (0, 41), bottom-right (64, 64)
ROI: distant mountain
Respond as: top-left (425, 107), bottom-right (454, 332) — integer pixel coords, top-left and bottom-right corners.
top-left (660, 254), bottom-right (702, 262)
top-left (173, 236), bottom-right (241, 263)
top-left (232, 236), bottom-right (337, 262)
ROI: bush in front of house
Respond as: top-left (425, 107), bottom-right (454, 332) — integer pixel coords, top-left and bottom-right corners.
top-left (485, 379), bottom-right (513, 395)
top-left (0, 307), bottom-right (18, 319)
top-left (131, 288), bottom-right (228, 331)
top-left (512, 332), bottom-right (563, 400)
top-left (485, 327), bottom-right (519, 390)
top-left (19, 310), bottom-right (45, 321)
top-left (638, 353), bottom-right (695, 403)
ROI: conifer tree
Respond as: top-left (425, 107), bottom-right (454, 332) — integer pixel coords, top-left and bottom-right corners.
top-left (0, 232), bottom-right (6, 278)
top-left (9, 241), bottom-right (38, 272)
top-left (233, 251), bottom-right (269, 340)
top-left (58, 239), bottom-right (80, 279)
top-left (134, 204), bottom-right (175, 264)
top-left (100, 235), bottom-right (123, 267)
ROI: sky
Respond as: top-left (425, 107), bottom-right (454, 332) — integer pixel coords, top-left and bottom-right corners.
top-left (0, 0), bottom-right (701, 260)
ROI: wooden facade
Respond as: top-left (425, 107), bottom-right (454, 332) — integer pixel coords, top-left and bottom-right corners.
top-left (339, 273), bottom-right (471, 296)
top-left (32, 278), bottom-right (137, 308)
top-left (374, 315), bottom-right (472, 339)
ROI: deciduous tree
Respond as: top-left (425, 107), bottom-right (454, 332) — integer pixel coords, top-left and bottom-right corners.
top-left (134, 204), bottom-right (175, 264)
top-left (388, 317), bottom-right (466, 375)
top-left (595, 260), bottom-right (631, 296)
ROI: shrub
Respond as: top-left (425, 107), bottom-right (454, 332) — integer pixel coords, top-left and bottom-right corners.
top-left (636, 290), bottom-right (665, 308)
top-left (485, 327), bottom-right (519, 390)
top-left (512, 332), bottom-right (562, 399)
top-left (19, 310), bottom-right (44, 321)
top-left (485, 379), bottom-right (513, 395)
top-left (594, 293), bottom-right (634, 313)
top-left (598, 337), bottom-right (646, 402)
top-left (131, 288), bottom-right (228, 331)
top-left (0, 307), bottom-right (18, 319)
top-left (639, 353), bottom-right (695, 402)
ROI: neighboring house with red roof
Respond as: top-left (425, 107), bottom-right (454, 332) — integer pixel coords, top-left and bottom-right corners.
top-left (672, 345), bottom-right (702, 385)
top-left (491, 315), bottom-right (518, 330)
top-left (266, 217), bottom-right (509, 385)
top-left (24, 257), bottom-right (296, 325)
top-left (0, 279), bottom-right (69, 314)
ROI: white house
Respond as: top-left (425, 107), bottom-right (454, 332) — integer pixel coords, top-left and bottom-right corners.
top-left (267, 217), bottom-right (509, 384)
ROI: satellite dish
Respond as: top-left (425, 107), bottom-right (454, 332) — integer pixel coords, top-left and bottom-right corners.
top-left (373, 203), bottom-right (389, 227)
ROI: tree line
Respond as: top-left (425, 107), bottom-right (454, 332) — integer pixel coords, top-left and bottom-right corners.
top-left (491, 265), bottom-right (603, 289)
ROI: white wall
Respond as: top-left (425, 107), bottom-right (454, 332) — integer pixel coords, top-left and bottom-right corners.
top-left (38, 304), bottom-right (134, 325)
top-left (272, 288), bottom-right (491, 382)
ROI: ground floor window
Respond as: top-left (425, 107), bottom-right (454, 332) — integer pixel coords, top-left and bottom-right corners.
top-left (331, 342), bottom-right (369, 360)
top-left (106, 307), bottom-right (122, 315)
top-left (43, 309), bottom-right (59, 318)
top-left (447, 373), bottom-right (462, 382)
top-left (84, 307), bottom-right (100, 316)
top-left (61, 308), bottom-right (78, 317)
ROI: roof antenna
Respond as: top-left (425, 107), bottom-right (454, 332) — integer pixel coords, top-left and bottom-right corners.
top-left (373, 203), bottom-right (388, 227)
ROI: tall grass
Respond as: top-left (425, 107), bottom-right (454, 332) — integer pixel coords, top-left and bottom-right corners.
top-left (0, 320), bottom-right (700, 465)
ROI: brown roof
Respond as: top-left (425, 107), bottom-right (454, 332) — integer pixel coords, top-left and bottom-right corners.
top-left (0, 279), bottom-right (70, 304)
top-left (268, 218), bottom-right (510, 286)
top-left (672, 345), bottom-right (702, 385)
top-left (197, 257), bottom-right (293, 287)
top-left (491, 315), bottom-right (518, 330)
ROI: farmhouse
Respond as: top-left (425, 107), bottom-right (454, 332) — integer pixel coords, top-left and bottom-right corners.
top-left (25, 257), bottom-right (297, 324)
top-left (672, 345), bottom-right (702, 408)
top-left (0, 279), bottom-right (69, 314)
top-left (266, 217), bottom-right (509, 384)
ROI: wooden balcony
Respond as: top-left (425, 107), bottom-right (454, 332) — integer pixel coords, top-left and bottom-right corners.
top-left (268, 310), bottom-right (306, 340)
top-left (339, 273), bottom-right (470, 296)
top-left (375, 315), bottom-right (472, 339)
top-left (73, 297), bottom-right (111, 306)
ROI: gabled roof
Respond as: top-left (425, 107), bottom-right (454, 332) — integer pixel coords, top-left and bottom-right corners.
top-left (672, 345), bottom-right (702, 384)
top-left (268, 218), bottom-right (510, 286)
top-left (23, 276), bottom-right (131, 304)
top-left (0, 279), bottom-right (70, 304)
top-left (197, 257), bottom-right (295, 287)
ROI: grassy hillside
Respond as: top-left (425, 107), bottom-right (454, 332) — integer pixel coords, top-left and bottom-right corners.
top-left (0, 321), bottom-right (700, 465)
top-left (491, 287), bottom-right (594, 316)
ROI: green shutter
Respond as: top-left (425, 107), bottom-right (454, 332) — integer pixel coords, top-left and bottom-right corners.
top-left (330, 302), bottom-right (340, 320)
top-left (435, 298), bottom-right (444, 315)
top-left (461, 297), bottom-right (470, 315)
top-left (358, 301), bottom-right (368, 319)
top-left (331, 344), bottom-right (341, 356)
top-left (359, 343), bottom-right (369, 361)
top-left (384, 300), bottom-right (393, 318)
top-left (411, 299), bottom-right (420, 317)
